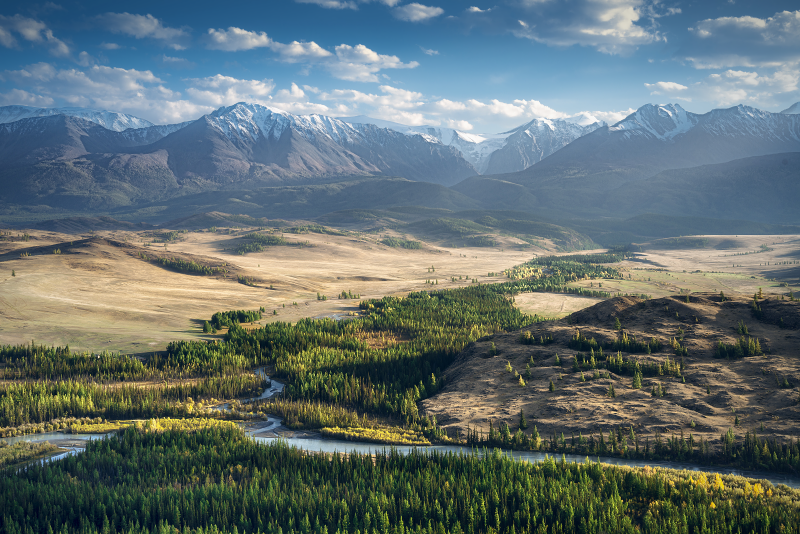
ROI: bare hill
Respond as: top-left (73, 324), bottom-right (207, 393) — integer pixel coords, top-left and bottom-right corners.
top-left (422, 294), bottom-right (800, 451)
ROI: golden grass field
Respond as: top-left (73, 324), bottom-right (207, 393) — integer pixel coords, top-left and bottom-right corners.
top-left (0, 227), bottom-right (798, 356)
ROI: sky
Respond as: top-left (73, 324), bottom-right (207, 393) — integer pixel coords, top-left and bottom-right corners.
top-left (0, 0), bottom-right (798, 133)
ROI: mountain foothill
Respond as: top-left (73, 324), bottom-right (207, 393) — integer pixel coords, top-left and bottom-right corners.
top-left (0, 101), bottom-right (798, 227)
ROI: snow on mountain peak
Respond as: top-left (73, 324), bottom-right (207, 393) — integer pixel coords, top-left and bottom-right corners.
top-left (207, 102), bottom-right (366, 145)
top-left (780, 102), bottom-right (800, 115)
top-left (610, 103), bottom-right (697, 141)
top-left (0, 105), bottom-right (154, 132)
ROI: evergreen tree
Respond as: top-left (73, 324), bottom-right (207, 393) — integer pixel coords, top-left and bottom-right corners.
top-left (519, 409), bottom-right (528, 430)
top-left (613, 317), bottom-right (622, 331)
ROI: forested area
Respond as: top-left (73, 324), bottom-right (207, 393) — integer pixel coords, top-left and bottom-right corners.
top-left (2, 424), bottom-right (798, 534)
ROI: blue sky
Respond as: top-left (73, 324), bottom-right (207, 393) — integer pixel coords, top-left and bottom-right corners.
top-left (0, 0), bottom-right (798, 132)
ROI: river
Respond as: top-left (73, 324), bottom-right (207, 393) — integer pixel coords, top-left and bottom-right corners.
top-left (3, 371), bottom-right (800, 489)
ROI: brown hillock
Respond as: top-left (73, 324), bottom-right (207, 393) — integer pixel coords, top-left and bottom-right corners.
top-left (422, 295), bottom-right (800, 451)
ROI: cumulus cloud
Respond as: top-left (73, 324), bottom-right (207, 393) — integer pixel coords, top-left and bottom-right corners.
top-left (642, 68), bottom-right (800, 109)
top-left (645, 81), bottom-right (688, 95)
top-left (160, 55), bottom-right (195, 68)
top-left (294, 0), bottom-right (403, 8)
top-left (204, 26), bottom-right (417, 82)
top-left (0, 14), bottom-right (70, 57)
top-left (680, 10), bottom-right (800, 69)
top-left (96, 12), bottom-right (190, 50)
top-left (295, 0), bottom-right (358, 8)
top-left (3, 62), bottom-right (205, 124)
top-left (185, 75), bottom-right (276, 107)
top-left (0, 88), bottom-right (55, 107)
top-left (512, 0), bottom-right (675, 55)
top-left (326, 44), bottom-right (418, 82)
top-left (393, 3), bottom-right (445, 22)
top-left (206, 27), bottom-right (272, 51)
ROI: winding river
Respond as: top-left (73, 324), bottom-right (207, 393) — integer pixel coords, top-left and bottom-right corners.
top-left (4, 371), bottom-right (800, 489)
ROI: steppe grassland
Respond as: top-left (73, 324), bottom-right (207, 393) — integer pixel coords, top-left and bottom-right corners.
top-left (1, 229), bottom-right (798, 353)
top-left (0, 227), bottom-right (533, 352)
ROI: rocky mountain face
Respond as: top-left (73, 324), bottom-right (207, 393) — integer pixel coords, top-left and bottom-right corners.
top-left (339, 115), bottom-right (600, 174)
top-left (454, 103), bottom-right (800, 221)
top-left (482, 118), bottom-right (602, 174)
top-left (0, 103), bottom-right (479, 210)
top-left (0, 105), bottom-right (156, 131)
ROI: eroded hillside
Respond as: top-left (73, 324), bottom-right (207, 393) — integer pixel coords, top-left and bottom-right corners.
top-left (422, 294), bottom-right (800, 450)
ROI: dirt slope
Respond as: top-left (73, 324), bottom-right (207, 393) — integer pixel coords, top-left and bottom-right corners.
top-left (422, 294), bottom-right (800, 449)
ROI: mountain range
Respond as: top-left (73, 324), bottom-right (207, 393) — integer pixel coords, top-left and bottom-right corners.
top-left (0, 101), bottom-right (798, 225)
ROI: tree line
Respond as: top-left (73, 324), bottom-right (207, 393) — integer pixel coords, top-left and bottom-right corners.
top-left (1, 424), bottom-right (797, 534)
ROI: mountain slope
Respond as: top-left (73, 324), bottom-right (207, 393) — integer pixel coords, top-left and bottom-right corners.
top-left (606, 152), bottom-right (800, 224)
top-left (483, 119), bottom-right (602, 174)
top-left (458, 104), bottom-right (800, 215)
top-left (0, 105), bottom-right (154, 131)
top-left (339, 115), bottom-right (599, 174)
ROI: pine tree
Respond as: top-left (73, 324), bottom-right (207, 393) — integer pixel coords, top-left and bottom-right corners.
top-left (519, 409), bottom-right (528, 430)
top-left (607, 384), bottom-right (616, 398)
top-left (549, 380), bottom-right (555, 392)
top-left (614, 317), bottom-right (622, 331)
top-left (632, 372), bottom-right (642, 389)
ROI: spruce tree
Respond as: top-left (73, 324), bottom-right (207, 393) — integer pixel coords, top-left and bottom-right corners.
top-left (614, 317), bottom-right (622, 331)
top-left (549, 380), bottom-right (555, 392)
top-left (519, 409), bottom-right (528, 430)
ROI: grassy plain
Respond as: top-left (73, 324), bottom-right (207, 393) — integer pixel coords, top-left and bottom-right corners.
top-left (0, 227), bottom-right (533, 352)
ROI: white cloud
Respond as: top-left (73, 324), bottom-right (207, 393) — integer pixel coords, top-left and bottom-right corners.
top-left (295, 0), bottom-right (358, 8)
top-left (293, 0), bottom-right (403, 8)
top-left (327, 44), bottom-right (418, 82)
top-left (500, 0), bottom-right (679, 55)
top-left (644, 81), bottom-right (688, 95)
top-left (695, 67), bottom-right (800, 107)
top-left (0, 88), bottom-right (54, 107)
top-left (681, 10), bottom-right (800, 69)
top-left (206, 27), bottom-right (272, 51)
top-left (203, 27), bottom-right (418, 83)
top-left (444, 119), bottom-right (474, 130)
top-left (77, 51), bottom-right (100, 67)
top-left (99, 42), bottom-right (122, 50)
top-left (466, 6), bottom-right (493, 13)
top-left (185, 75), bottom-right (275, 107)
top-left (393, 3), bottom-right (445, 22)
top-left (271, 40), bottom-right (334, 62)
top-left (420, 46), bottom-right (439, 55)
top-left (96, 13), bottom-right (190, 50)
top-left (160, 55), bottom-right (195, 68)
top-left (0, 14), bottom-right (70, 57)
top-left (4, 62), bottom-right (207, 124)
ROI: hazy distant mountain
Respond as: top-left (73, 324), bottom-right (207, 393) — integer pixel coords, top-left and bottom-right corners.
top-left (457, 103), bottom-right (800, 216)
top-left (482, 119), bottom-right (602, 174)
top-left (781, 102), bottom-right (800, 114)
top-left (340, 115), bottom-right (600, 174)
top-left (0, 103), bottom-right (479, 210)
top-left (605, 152), bottom-right (800, 224)
top-left (0, 105), bottom-right (155, 131)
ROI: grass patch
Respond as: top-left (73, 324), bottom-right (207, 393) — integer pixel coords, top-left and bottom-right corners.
top-left (0, 441), bottom-right (59, 469)
top-left (320, 426), bottom-right (431, 445)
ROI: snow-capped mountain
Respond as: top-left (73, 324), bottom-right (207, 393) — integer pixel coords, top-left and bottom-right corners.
top-left (483, 118), bottom-right (602, 175)
top-left (462, 102), bottom-right (800, 204)
top-left (0, 105), bottom-right (155, 132)
top-left (608, 103), bottom-right (697, 141)
top-left (339, 115), bottom-right (600, 174)
top-left (781, 102), bottom-right (800, 114)
top-left (188, 102), bottom-right (477, 184)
